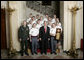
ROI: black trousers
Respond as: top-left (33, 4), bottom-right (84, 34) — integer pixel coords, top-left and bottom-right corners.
top-left (41, 39), bottom-right (48, 53)
top-left (20, 40), bottom-right (28, 55)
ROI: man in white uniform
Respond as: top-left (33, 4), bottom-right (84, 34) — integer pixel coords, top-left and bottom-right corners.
top-left (27, 20), bottom-right (32, 30)
top-left (36, 19), bottom-right (41, 51)
top-left (51, 14), bottom-right (57, 24)
top-left (50, 23), bottom-right (57, 54)
top-left (35, 14), bottom-right (39, 22)
top-left (56, 22), bottom-right (62, 32)
top-left (36, 19), bottom-right (41, 30)
top-left (40, 16), bottom-right (44, 26)
top-left (43, 14), bottom-right (48, 22)
top-left (56, 18), bottom-right (60, 25)
top-left (31, 16), bottom-right (36, 25)
top-left (48, 16), bottom-right (52, 29)
top-left (26, 13), bottom-right (32, 23)
top-left (29, 23), bottom-right (39, 55)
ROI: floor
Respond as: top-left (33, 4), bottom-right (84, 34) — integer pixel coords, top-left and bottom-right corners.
top-left (1, 49), bottom-right (83, 59)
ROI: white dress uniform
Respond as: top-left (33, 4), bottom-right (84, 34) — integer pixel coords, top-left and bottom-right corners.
top-left (40, 20), bottom-right (44, 26)
top-left (51, 18), bottom-right (56, 24)
top-left (50, 27), bottom-right (57, 53)
top-left (43, 18), bottom-right (48, 22)
top-left (50, 27), bottom-right (56, 36)
top-left (35, 19), bottom-right (38, 22)
top-left (32, 20), bottom-right (36, 25)
top-left (56, 22), bottom-right (62, 32)
top-left (27, 24), bottom-right (32, 30)
top-left (29, 27), bottom-right (39, 54)
top-left (48, 25), bottom-right (51, 29)
top-left (27, 18), bottom-right (31, 23)
top-left (29, 28), bottom-right (39, 36)
top-left (36, 24), bottom-right (41, 30)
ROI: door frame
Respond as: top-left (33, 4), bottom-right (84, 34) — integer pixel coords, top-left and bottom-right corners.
top-left (1, 8), bottom-right (7, 49)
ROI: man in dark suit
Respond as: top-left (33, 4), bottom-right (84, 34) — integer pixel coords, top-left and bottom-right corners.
top-left (39, 21), bottom-right (50, 55)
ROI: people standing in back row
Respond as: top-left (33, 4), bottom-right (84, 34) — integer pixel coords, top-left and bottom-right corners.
top-left (27, 13), bottom-right (32, 23)
top-left (43, 14), bottom-right (48, 22)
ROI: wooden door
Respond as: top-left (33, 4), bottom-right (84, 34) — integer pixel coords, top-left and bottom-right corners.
top-left (1, 9), bottom-right (7, 49)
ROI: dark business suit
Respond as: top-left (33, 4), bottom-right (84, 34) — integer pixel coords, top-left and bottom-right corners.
top-left (39, 26), bottom-right (50, 54)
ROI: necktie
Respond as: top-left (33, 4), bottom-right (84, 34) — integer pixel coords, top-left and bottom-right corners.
top-left (45, 27), bottom-right (46, 33)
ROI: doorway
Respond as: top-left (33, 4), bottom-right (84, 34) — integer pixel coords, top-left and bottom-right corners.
top-left (1, 9), bottom-right (7, 49)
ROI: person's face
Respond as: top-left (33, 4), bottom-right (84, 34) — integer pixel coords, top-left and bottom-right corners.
top-left (29, 20), bottom-right (32, 24)
top-left (36, 15), bottom-right (39, 19)
top-left (40, 16), bottom-right (43, 20)
top-left (48, 22), bottom-right (51, 25)
top-left (44, 21), bottom-right (47, 26)
top-left (46, 15), bottom-right (48, 18)
top-left (37, 20), bottom-right (40, 24)
top-left (33, 24), bottom-right (36, 28)
top-left (52, 24), bottom-right (55, 28)
top-left (57, 18), bottom-right (59, 22)
top-left (23, 21), bottom-right (26, 26)
top-left (33, 16), bottom-right (35, 20)
top-left (32, 17), bottom-right (34, 20)
top-left (49, 17), bottom-right (51, 21)
top-left (29, 14), bottom-right (32, 18)
top-left (54, 15), bottom-right (56, 18)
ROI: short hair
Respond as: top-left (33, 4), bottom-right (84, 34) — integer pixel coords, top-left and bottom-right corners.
top-left (52, 23), bottom-right (56, 27)
top-left (32, 23), bottom-right (36, 27)
top-left (45, 13), bottom-right (48, 15)
top-left (30, 13), bottom-right (32, 15)
top-left (49, 16), bottom-right (51, 18)
top-left (32, 16), bottom-right (35, 18)
top-left (22, 20), bottom-right (27, 25)
top-left (44, 21), bottom-right (48, 25)
top-left (37, 19), bottom-right (40, 22)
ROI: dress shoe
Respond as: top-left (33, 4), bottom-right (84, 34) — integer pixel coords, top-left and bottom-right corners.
top-left (41, 52), bottom-right (43, 54)
top-left (25, 52), bottom-right (29, 56)
top-left (44, 53), bottom-right (47, 55)
top-left (54, 52), bottom-right (57, 54)
top-left (35, 52), bottom-right (37, 54)
top-left (21, 53), bottom-right (23, 56)
top-left (51, 52), bottom-right (53, 54)
top-left (32, 53), bottom-right (34, 55)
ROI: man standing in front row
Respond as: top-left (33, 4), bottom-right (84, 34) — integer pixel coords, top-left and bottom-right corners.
top-left (18, 20), bottom-right (29, 56)
top-left (29, 23), bottom-right (39, 55)
top-left (39, 21), bottom-right (50, 55)
top-left (50, 23), bottom-right (57, 54)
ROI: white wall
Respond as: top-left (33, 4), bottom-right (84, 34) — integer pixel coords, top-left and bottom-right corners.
top-left (1, 1), bottom-right (7, 8)
top-left (63, 1), bottom-right (83, 51)
top-left (9, 1), bottom-right (27, 51)
top-left (63, 1), bottom-right (72, 51)
top-left (75, 1), bottom-right (83, 48)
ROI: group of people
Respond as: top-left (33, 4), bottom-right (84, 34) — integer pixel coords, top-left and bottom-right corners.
top-left (18, 13), bottom-right (62, 56)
